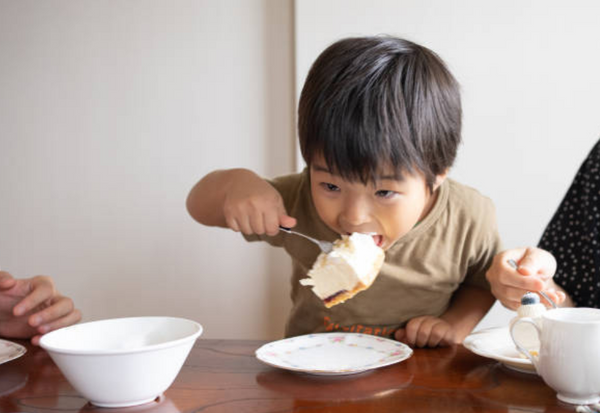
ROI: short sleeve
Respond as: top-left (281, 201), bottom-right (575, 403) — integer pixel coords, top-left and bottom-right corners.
top-left (463, 198), bottom-right (503, 291)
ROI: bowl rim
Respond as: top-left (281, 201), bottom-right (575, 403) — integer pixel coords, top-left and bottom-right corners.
top-left (39, 316), bottom-right (203, 356)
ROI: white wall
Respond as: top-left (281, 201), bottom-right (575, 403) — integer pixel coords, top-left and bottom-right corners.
top-left (295, 0), bottom-right (600, 327)
top-left (0, 0), bottom-right (294, 339)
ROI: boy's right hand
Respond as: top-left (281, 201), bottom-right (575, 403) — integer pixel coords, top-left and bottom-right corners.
top-left (222, 171), bottom-right (296, 236)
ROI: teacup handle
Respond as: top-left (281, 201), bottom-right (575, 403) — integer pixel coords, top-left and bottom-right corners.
top-left (509, 317), bottom-right (541, 370)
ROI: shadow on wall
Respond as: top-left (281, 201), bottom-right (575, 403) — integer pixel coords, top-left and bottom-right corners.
top-left (262, 0), bottom-right (295, 339)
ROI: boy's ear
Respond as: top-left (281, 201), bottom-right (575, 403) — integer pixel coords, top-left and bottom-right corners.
top-left (433, 170), bottom-right (449, 191)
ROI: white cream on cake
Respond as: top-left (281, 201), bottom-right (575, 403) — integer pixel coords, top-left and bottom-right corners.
top-left (299, 232), bottom-right (385, 308)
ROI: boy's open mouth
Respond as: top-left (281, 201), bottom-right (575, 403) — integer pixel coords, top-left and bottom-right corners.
top-left (346, 232), bottom-right (383, 248)
top-left (371, 234), bottom-right (383, 247)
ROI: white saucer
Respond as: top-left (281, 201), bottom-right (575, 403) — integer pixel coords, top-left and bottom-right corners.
top-left (463, 327), bottom-right (536, 374)
top-left (0, 339), bottom-right (26, 366)
top-left (255, 332), bottom-right (413, 376)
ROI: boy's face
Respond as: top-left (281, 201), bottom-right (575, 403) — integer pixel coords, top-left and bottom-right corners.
top-left (309, 156), bottom-right (446, 251)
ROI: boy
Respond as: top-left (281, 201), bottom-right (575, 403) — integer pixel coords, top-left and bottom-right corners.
top-left (187, 36), bottom-right (500, 347)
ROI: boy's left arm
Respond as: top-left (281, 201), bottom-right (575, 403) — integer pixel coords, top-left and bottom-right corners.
top-left (395, 189), bottom-right (501, 348)
top-left (395, 285), bottom-right (495, 348)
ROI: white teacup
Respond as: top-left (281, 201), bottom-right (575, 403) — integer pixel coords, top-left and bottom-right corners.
top-left (510, 307), bottom-right (600, 405)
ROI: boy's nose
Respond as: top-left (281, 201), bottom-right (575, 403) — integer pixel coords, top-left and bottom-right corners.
top-left (341, 199), bottom-right (371, 227)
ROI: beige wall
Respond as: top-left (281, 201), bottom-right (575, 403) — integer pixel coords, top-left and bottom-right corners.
top-left (2, 0), bottom-right (599, 340)
top-left (0, 0), bottom-right (294, 339)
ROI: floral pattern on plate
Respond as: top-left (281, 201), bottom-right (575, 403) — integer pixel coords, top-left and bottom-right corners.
top-left (0, 339), bottom-right (26, 365)
top-left (255, 332), bottom-right (412, 375)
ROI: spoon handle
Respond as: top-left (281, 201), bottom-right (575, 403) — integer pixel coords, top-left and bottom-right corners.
top-left (279, 226), bottom-right (333, 253)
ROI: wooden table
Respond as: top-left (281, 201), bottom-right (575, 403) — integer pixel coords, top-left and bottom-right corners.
top-left (0, 339), bottom-right (575, 413)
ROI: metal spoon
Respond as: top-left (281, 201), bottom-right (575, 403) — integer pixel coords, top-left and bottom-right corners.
top-left (279, 226), bottom-right (333, 253)
top-left (507, 259), bottom-right (558, 309)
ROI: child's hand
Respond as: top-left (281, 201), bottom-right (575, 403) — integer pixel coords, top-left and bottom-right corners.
top-left (0, 271), bottom-right (81, 345)
top-left (223, 171), bottom-right (296, 236)
top-left (394, 315), bottom-right (457, 348)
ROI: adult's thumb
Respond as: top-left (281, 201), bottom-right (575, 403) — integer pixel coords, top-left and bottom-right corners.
top-left (518, 248), bottom-right (555, 280)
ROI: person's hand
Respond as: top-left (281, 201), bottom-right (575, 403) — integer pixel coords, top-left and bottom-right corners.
top-left (0, 271), bottom-right (81, 345)
top-left (486, 248), bottom-right (566, 310)
top-left (223, 172), bottom-right (296, 236)
top-left (394, 315), bottom-right (457, 348)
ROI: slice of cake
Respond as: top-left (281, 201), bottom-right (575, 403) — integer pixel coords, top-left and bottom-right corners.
top-left (299, 232), bottom-right (385, 308)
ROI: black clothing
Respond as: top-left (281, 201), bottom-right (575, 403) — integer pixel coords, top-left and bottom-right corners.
top-left (539, 140), bottom-right (600, 307)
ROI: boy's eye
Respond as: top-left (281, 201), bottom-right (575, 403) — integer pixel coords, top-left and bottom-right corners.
top-left (321, 183), bottom-right (340, 192)
top-left (375, 190), bottom-right (397, 199)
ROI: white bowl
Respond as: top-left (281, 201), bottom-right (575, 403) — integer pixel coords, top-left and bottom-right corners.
top-left (39, 316), bottom-right (203, 408)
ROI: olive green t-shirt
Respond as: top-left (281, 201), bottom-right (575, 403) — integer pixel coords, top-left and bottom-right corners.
top-left (246, 169), bottom-right (502, 338)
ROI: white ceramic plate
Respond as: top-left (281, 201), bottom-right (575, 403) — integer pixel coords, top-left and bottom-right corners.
top-left (255, 332), bottom-right (413, 375)
top-left (463, 327), bottom-right (536, 374)
top-left (0, 339), bottom-right (26, 366)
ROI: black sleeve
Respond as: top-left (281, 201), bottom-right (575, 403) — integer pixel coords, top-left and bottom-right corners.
top-left (538, 139), bottom-right (600, 308)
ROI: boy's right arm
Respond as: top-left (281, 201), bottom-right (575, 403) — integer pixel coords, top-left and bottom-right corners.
top-left (186, 168), bottom-right (296, 236)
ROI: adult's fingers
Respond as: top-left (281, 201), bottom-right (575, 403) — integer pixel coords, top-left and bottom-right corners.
top-left (495, 296), bottom-right (522, 311)
top-left (540, 289), bottom-right (565, 306)
top-left (491, 283), bottom-right (535, 310)
top-left (31, 308), bottom-right (82, 345)
top-left (36, 305), bottom-right (82, 335)
top-left (515, 247), bottom-right (556, 280)
top-left (0, 271), bottom-right (16, 290)
top-left (495, 258), bottom-right (546, 291)
top-left (28, 295), bottom-right (74, 328)
top-left (12, 276), bottom-right (54, 317)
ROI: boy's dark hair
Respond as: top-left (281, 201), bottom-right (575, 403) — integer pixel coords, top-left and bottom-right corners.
top-left (298, 36), bottom-right (461, 190)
